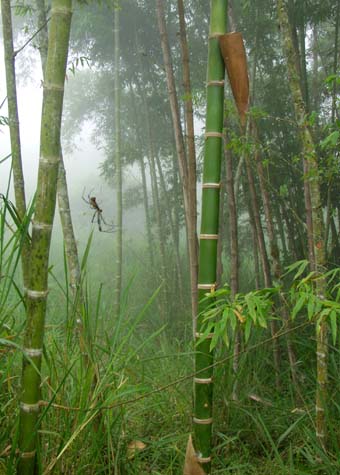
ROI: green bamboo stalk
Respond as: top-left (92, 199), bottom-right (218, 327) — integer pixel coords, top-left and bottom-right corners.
top-left (18, 1), bottom-right (72, 472)
top-left (35, 0), bottom-right (81, 299)
top-left (193, 1), bottom-right (227, 472)
top-left (113, 6), bottom-right (123, 318)
top-left (1, 0), bottom-right (30, 288)
top-left (277, 0), bottom-right (327, 446)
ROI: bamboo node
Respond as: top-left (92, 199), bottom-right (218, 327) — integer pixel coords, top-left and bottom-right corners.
top-left (200, 234), bottom-right (218, 240)
top-left (43, 82), bottom-right (65, 92)
top-left (315, 405), bottom-right (325, 412)
top-left (194, 377), bottom-right (213, 384)
top-left (24, 348), bottom-right (43, 358)
top-left (20, 450), bottom-right (36, 459)
top-left (197, 283), bottom-right (217, 292)
top-left (193, 417), bottom-right (213, 425)
top-left (316, 351), bottom-right (326, 359)
top-left (20, 402), bottom-right (40, 413)
top-left (195, 332), bottom-right (214, 339)
top-left (202, 182), bottom-right (221, 189)
top-left (316, 431), bottom-right (325, 438)
top-left (196, 455), bottom-right (212, 464)
top-left (40, 155), bottom-right (60, 165)
top-left (26, 289), bottom-right (49, 299)
top-left (207, 80), bottom-right (225, 87)
top-left (51, 6), bottom-right (72, 15)
top-left (32, 221), bottom-right (53, 231)
top-left (204, 132), bottom-right (223, 139)
top-left (209, 32), bottom-right (224, 39)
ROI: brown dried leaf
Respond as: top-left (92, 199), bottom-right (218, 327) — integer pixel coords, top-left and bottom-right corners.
top-left (127, 440), bottom-right (146, 459)
top-left (183, 435), bottom-right (206, 475)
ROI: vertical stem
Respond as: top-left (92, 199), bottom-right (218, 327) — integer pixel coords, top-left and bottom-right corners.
top-left (113, 8), bottom-right (123, 317)
top-left (278, 0), bottom-right (327, 446)
top-left (1, 0), bottom-right (30, 288)
top-left (18, 2), bottom-right (72, 472)
top-left (177, 0), bottom-right (198, 326)
top-left (193, 2), bottom-right (227, 473)
top-left (156, 0), bottom-right (199, 329)
top-left (245, 156), bottom-right (281, 389)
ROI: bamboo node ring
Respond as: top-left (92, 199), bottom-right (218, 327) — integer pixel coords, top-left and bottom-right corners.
top-left (315, 405), bottom-right (325, 412)
top-left (193, 417), bottom-right (213, 425)
top-left (24, 348), bottom-right (43, 357)
top-left (316, 431), bottom-right (325, 438)
top-left (20, 402), bottom-right (40, 413)
top-left (195, 332), bottom-right (214, 339)
top-left (202, 182), bottom-right (221, 189)
top-left (196, 455), bottom-right (212, 464)
top-left (26, 289), bottom-right (49, 299)
top-left (198, 283), bottom-right (217, 291)
top-left (200, 234), bottom-right (218, 240)
top-left (20, 450), bottom-right (37, 459)
top-left (44, 82), bottom-right (65, 92)
top-left (209, 32), bottom-right (224, 39)
top-left (316, 351), bottom-right (326, 359)
top-left (51, 6), bottom-right (72, 15)
top-left (194, 377), bottom-right (213, 384)
top-left (40, 155), bottom-right (60, 165)
top-left (32, 221), bottom-right (53, 231)
top-left (207, 80), bottom-right (225, 87)
top-left (205, 132), bottom-right (223, 139)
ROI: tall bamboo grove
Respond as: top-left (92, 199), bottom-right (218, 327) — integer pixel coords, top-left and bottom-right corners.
top-left (18, 1), bottom-right (72, 473)
top-left (192, 1), bottom-right (227, 473)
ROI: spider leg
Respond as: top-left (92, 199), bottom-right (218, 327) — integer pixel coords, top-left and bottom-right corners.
top-left (97, 212), bottom-right (102, 232)
top-left (91, 210), bottom-right (97, 223)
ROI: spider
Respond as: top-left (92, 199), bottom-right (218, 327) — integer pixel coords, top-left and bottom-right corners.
top-left (82, 189), bottom-right (116, 233)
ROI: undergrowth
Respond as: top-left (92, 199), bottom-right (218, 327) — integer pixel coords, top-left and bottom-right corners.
top-left (1, 195), bottom-right (340, 474)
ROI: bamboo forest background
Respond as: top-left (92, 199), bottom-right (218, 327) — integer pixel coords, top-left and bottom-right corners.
top-left (1, 0), bottom-right (340, 474)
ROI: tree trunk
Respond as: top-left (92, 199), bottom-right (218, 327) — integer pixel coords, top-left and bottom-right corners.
top-left (245, 156), bottom-right (281, 389)
top-left (18, 1), bottom-right (72, 472)
top-left (1, 0), bottom-right (30, 288)
top-left (113, 8), bottom-right (123, 317)
top-left (225, 141), bottom-right (240, 401)
top-left (177, 0), bottom-right (198, 325)
top-left (155, 0), bottom-right (198, 331)
top-left (155, 154), bottom-right (184, 310)
top-left (278, 0), bottom-right (327, 446)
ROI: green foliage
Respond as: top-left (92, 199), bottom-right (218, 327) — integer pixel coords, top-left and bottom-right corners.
top-left (286, 260), bottom-right (340, 344)
top-left (198, 285), bottom-right (277, 350)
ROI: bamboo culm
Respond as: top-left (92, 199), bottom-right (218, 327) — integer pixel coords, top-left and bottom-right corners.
top-left (18, 2), bottom-right (72, 473)
top-left (113, 7), bottom-right (123, 318)
top-left (1, 0), bottom-right (30, 288)
top-left (277, 0), bottom-right (327, 446)
top-left (193, 1), bottom-right (228, 472)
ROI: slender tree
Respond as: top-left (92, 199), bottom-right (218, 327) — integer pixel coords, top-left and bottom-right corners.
top-left (113, 6), bottom-right (123, 317)
top-left (1, 0), bottom-right (30, 287)
top-left (18, 1), bottom-right (73, 472)
top-left (155, 0), bottom-right (198, 330)
top-left (278, 0), bottom-right (327, 446)
top-left (177, 0), bottom-right (198, 323)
